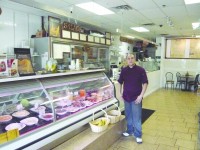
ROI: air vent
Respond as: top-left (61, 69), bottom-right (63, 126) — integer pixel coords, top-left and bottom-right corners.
top-left (141, 23), bottom-right (155, 26)
top-left (112, 5), bottom-right (133, 10)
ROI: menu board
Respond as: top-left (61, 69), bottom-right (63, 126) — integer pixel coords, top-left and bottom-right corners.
top-left (14, 48), bottom-right (35, 76)
top-left (166, 38), bottom-right (200, 59)
top-left (170, 39), bottom-right (186, 58)
top-left (189, 39), bottom-right (200, 58)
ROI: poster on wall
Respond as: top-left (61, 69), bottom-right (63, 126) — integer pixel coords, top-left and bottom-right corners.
top-left (166, 38), bottom-right (200, 59)
top-left (189, 39), bottom-right (200, 58)
top-left (48, 16), bottom-right (61, 37)
top-left (14, 48), bottom-right (35, 76)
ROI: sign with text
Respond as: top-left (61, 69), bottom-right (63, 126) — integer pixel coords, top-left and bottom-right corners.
top-left (120, 36), bottom-right (134, 44)
top-left (62, 22), bottom-right (81, 32)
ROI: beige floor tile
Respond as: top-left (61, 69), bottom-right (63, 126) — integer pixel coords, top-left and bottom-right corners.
top-left (134, 143), bottom-right (159, 150)
top-left (170, 118), bottom-right (185, 123)
top-left (171, 122), bottom-right (186, 128)
top-left (157, 130), bottom-right (175, 138)
top-left (107, 89), bottom-right (200, 150)
top-left (178, 147), bottom-right (194, 150)
top-left (156, 137), bottom-right (176, 146)
top-left (114, 137), bottom-right (138, 149)
top-left (172, 126), bottom-right (189, 133)
top-left (173, 132), bottom-right (192, 140)
top-left (142, 128), bottom-right (157, 136)
top-left (186, 123), bottom-right (198, 128)
top-left (142, 134), bottom-right (158, 144)
top-left (189, 128), bottom-right (198, 134)
top-left (175, 139), bottom-right (196, 149)
top-left (191, 133), bottom-right (198, 142)
top-left (157, 144), bottom-right (179, 150)
top-left (107, 147), bottom-right (118, 150)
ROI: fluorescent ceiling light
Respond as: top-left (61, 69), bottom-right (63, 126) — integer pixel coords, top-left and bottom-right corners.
top-left (192, 22), bottom-right (200, 29)
top-left (76, 2), bottom-right (114, 15)
top-left (127, 35), bottom-right (135, 39)
top-left (196, 35), bottom-right (200, 38)
top-left (130, 27), bottom-right (149, 32)
top-left (184, 0), bottom-right (200, 4)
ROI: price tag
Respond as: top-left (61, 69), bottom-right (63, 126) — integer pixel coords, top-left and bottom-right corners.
top-left (0, 129), bottom-right (19, 144)
top-left (7, 129), bottom-right (19, 141)
top-left (0, 132), bottom-right (7, 144)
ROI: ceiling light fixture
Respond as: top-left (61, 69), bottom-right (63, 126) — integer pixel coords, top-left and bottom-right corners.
top-left (192, 22), bottom-right (200, 29)
top-left (166, 16), bottom-right (174, 27)
top-left (196, 35), bottom-right (200, 38)
top-left (130, 27), bottom-right (149, 32)
top-left (76, 2), bottom-right (114, 15)
top-left (184, 0), bottom-right (200, 4)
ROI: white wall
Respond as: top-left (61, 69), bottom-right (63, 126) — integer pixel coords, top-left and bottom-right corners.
top-left (159, 37), bottom-right (200, 87)
top-left (144, 70), bottom-right (161, 97)
top-left (0, 2), bottom-right (41, 53)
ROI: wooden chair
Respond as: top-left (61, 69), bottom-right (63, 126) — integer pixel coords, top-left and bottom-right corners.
top-left (188, 74), bottom-right (200, 92)
top-left (165, 72), bottom-right (175, 89)
top-left (176, 72), bottom-right (186, 90)
top-left (196, 74), bottom-right (200, 95)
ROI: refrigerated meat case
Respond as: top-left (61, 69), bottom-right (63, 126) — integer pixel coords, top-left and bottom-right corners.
top-left (0, 69), bottom-right (119, 149)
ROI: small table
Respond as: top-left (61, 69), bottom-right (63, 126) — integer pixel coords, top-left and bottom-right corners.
top-left (181, 75), bottom-right (194, 91)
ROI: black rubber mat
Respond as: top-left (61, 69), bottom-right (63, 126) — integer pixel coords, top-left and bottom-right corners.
top-left (141, 108), bottom-right (155, 124)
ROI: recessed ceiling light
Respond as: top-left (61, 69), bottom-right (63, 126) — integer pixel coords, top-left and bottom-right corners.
top-left (76, 2), bottom-right (114, 15)
top-left (130, 27), bottom-right (149, 32)
top-left (184, 0), bottom-right (200, 4)
top-left (192, 22), bottom-right (200, 29)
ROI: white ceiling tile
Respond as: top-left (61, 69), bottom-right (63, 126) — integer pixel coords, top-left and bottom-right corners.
top-left (124, 0), bottom-right (158, 10)
top-left (139, 8), bottom-right (166, 19)
top-left (153, 0), bottom-right (185, 7)
top-left (162, 6), bottom-right (188, 17)
top-left (186, 4), bottom-right (200, 15)
top-left (62, 0), bottom-right (91, 5)
top-left (94, 0), bottom-right (126, 8)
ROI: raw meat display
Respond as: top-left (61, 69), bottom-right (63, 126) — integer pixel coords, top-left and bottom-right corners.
top-left (12, 110), bottom-right (30, 118)
top-left (0, 115), bottom-right (12, 123)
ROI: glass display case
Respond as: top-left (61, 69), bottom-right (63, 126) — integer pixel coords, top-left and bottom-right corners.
top-left (0, 70), bottom-right (118, 149)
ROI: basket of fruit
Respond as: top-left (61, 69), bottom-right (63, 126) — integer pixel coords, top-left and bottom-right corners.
top-left (89, 109), bottom-right (110, 133)
top-left (106, 103), bottom-right (121, 124)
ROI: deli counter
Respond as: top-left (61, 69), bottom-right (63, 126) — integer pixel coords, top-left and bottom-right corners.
top-left (0, 69), bottom-right (119, 149)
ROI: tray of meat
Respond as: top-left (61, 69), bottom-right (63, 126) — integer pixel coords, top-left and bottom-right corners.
top-left (0, 115), bottom-right (12, 123)
top-left (65, 106), bottom-right (80, 113)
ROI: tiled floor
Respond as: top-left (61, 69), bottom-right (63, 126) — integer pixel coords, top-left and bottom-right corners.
top-left (108, 89), bottom-right (200, 150)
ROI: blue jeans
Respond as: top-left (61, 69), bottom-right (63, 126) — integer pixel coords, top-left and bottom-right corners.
top-left (124, 100), bottom-right (142, 138)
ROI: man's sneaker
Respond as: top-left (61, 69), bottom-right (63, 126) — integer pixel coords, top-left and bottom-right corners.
top-left (136, 137), bottom-right (142, 144)
top-left (122, 132), bottom-right (133, 137)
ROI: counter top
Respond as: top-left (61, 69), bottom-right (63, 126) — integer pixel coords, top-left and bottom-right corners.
top-left (0, 69), bottom-right (105, 83)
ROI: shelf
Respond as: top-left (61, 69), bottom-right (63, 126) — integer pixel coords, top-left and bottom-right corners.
top-left (0, 69), bottom-right (105, 83)
top-left (32, 55), bottom-right (40, 57)
top-left (0, 54), bottom-right (15, 57)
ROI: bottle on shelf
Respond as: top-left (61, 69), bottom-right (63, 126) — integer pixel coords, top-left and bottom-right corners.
top-left (41, 16), bottom-right (47, 37)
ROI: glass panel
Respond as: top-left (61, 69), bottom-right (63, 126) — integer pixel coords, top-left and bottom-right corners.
top-left (44, 76), bottom-right (114, 121)
top-left (0, 89), bottom-right (53, 137)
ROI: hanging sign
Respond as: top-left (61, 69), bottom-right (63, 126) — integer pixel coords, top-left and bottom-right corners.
top-left (62, 22), bottom-right (81, 32)
top-left (120, 36), bottom-right (134, 44)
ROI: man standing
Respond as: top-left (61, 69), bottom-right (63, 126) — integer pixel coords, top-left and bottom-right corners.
top-left (118, 53), bottom-right (148, 144)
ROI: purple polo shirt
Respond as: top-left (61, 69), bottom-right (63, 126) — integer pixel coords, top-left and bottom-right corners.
top-left (118, 65), bottom-right (148, 102)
